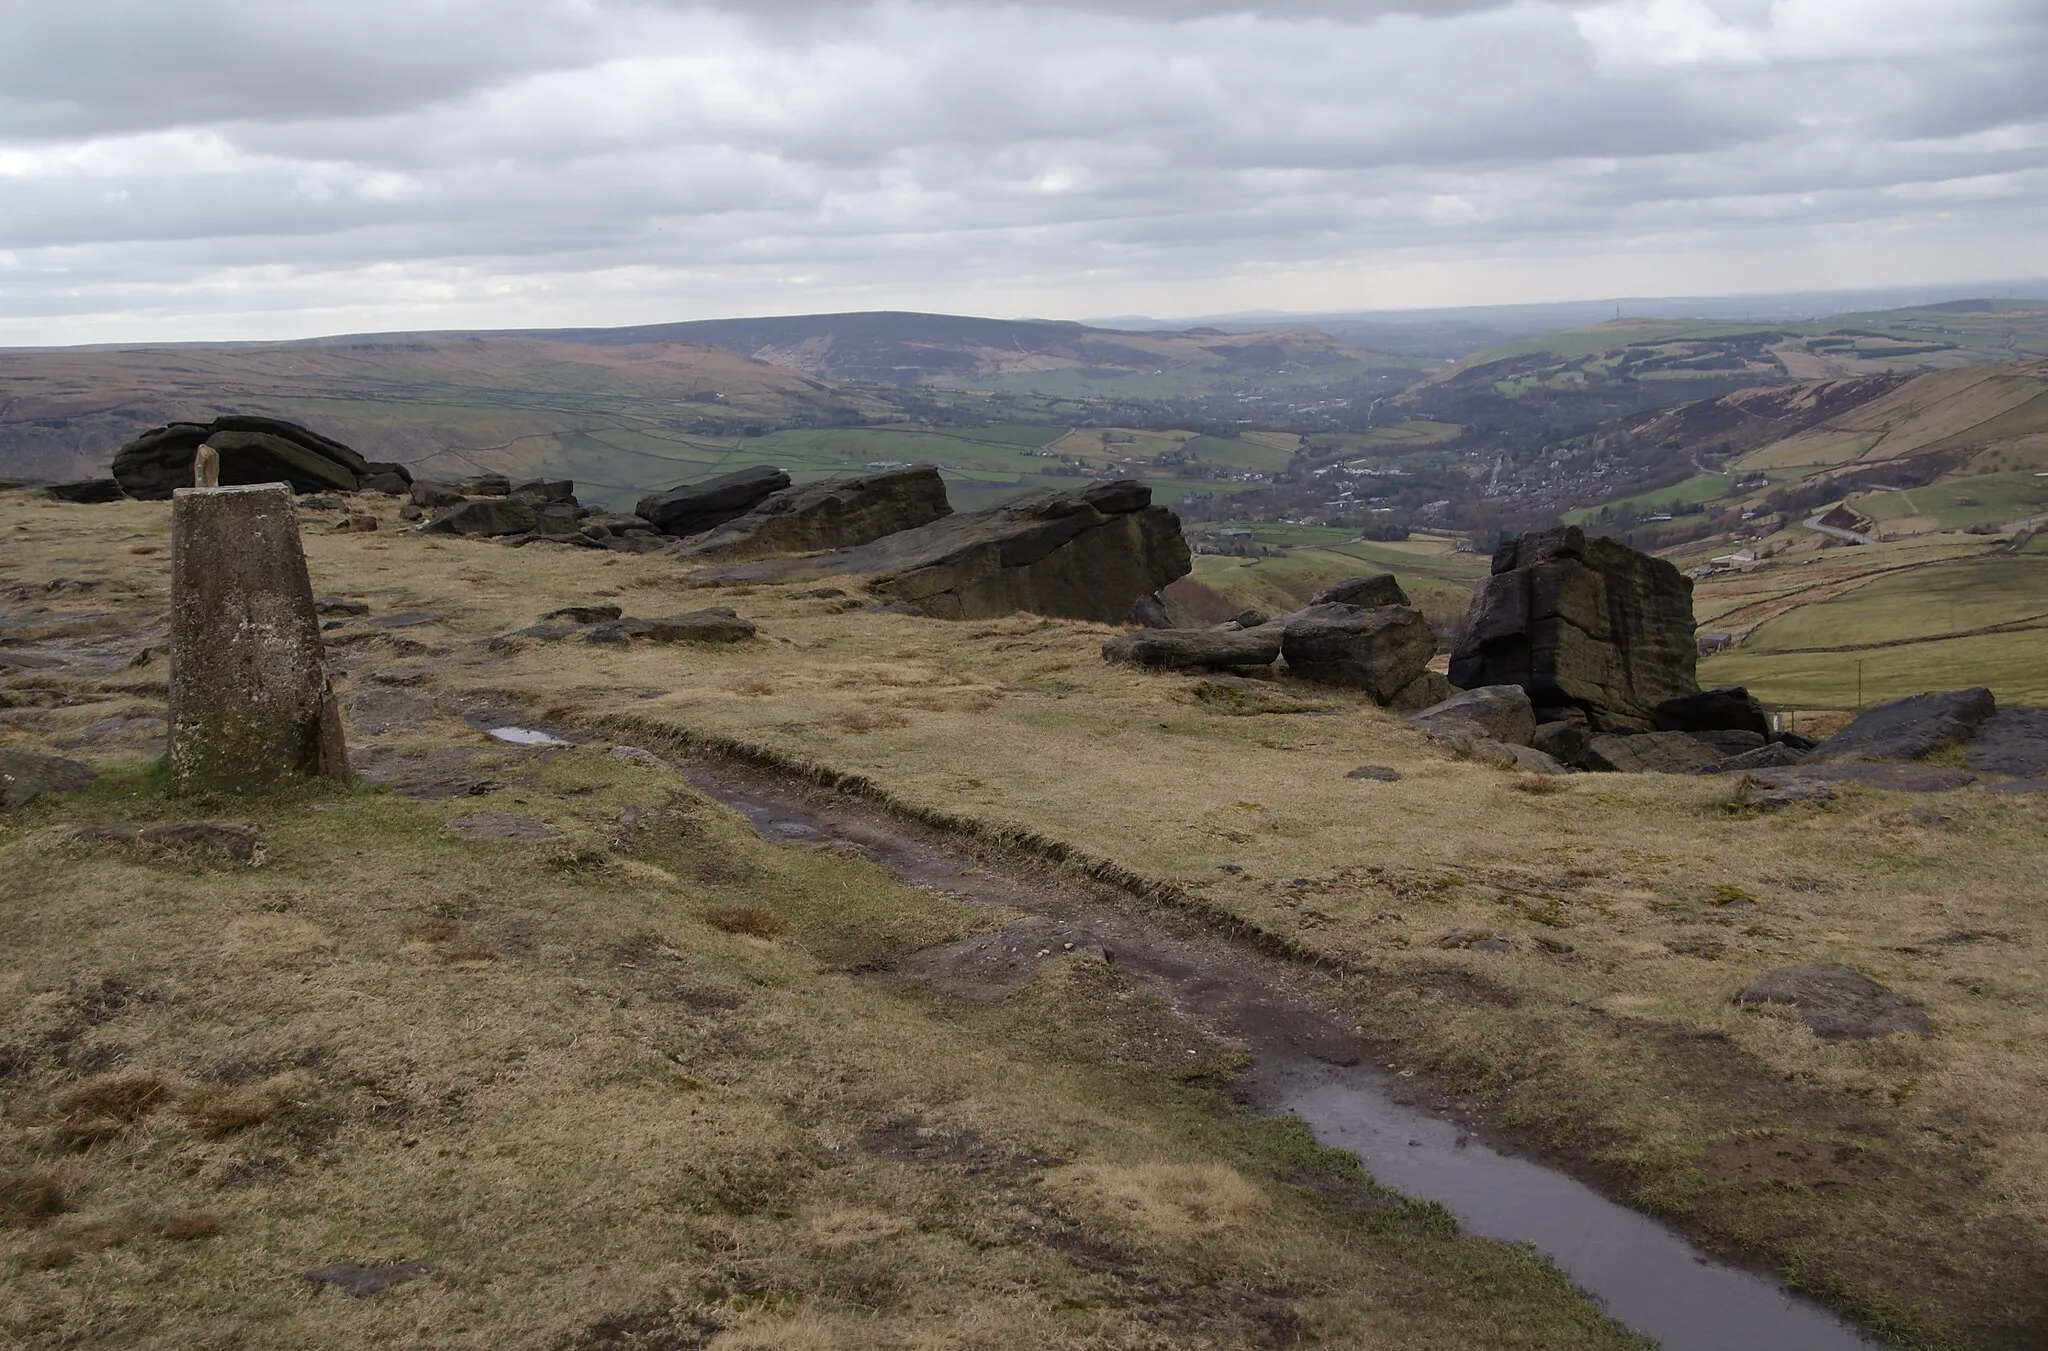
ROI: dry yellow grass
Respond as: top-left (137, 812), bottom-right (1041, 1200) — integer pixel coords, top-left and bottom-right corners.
top-left (7, 489), bottom-right (2048, 1344)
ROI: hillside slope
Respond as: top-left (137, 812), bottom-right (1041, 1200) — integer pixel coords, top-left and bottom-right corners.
top-left (0, 337), bottom-right (910, 492)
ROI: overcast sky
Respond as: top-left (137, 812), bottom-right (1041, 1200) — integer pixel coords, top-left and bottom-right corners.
top-left (2, 0), bottom-right (2044, 344)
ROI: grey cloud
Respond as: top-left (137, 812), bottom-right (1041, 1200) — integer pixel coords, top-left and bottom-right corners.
top-left (1, 0), bottom-right (2045, 343)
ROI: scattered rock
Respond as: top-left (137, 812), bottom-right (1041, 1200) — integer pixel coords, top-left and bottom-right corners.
top-left (1755, 763), bottom-right (1975, 793)
top-left (1308, 574), bottom-right (1410, 609)
top-left (486, 727), bottom-right (574, 747)
top-left (1740, 776), bottom-right (1833, 809)
top-left (1101, 627), bottom-right (1280, 671)
top-left (1964, 707), bottom-right (2048, 778)
top-left (1450, 525), bottom-right (1699, 731)
top-left (1384, 670), bottom-right (1457, 714)
top-left (538, 604), bottom-right (623, 625)
top-left (1737, 964), bottom-right (1932, 1038)
top-left (1407, 685), bottom-right (1537, 747)
top-left (368, 668), bottom-right (430, 686)
top-left (349, 744), bottom-right (501, 800)
top-left (45, 479), bottom-right (126, 504)
top-left (422, 499), bottom-right (539, 538)
top-left (459, 473), bottom-right (512, 497)
top-left (1436, 928), bottom-right (1513, 952)
top-left (1692, 729), bottom-right (1768, 755)
top-left (610, 746), bottom-right (674, 770)
top-left (669, 465), bottom-right (953, 559)
top-left (361, 471), bottom-right (411, 496)
top-left (448, 813), bottom-right (560, 840)
top-left (1529, 718), bottom-right (1591, 766)
top-left (1346, 765), bottom-right (1403, 782)
top-left (1129, 593), bottom-right (1175, 629)
top-left (363, 612), bottom-right (444, 630)
top-left (510, 478), bottom-right (576, 504)
top-left (303, 1260), bottom-right (434, 1298)
top-left (0, 750), bottom-right (97, 808)
top-left (1699, 742), bottom-right (1808, 774)
top-left (316, 598), bottom-right (370, 617)
top-left (76, 820), bottom-right (261, 861)
top-left (1280, 604), bottom-right (1434, 702)
top-left (637, 466), bottom-right (791, 537)
top-left (1811, 688), bottom-right (1996, 763)
top-left (346, 688), bottom-right (434, 735)
top-left (906, 915), bottom-right (1111, 1003)
top-left (1581, 731), bottom-right (1726, 775)
top-left (1982, 778), bottom-right (2048, 796)
top-left (409, 481), bottom-right (466, 510)
top-left (112, 417), bottom-right (374, 499)
top-left (1654, 685), bottom-right (1771, 737)
top-left (694, 481), bottom-right (1191, 623)
top-left (585, 609), bottom-right (758, 645)
top-left (1448, 739), bottom-right (1567, 773)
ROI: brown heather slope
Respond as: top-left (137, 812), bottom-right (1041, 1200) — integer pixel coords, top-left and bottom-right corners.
top-left (0, 499), bottom-right (1658, 1349)
top-left (0, 337), bottom-right (896, 486)
top-left (8, 492), bottom-right (2048, 1347)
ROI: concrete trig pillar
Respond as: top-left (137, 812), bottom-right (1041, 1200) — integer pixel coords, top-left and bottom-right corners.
top-left (168, 480), bottom-right (347, 794)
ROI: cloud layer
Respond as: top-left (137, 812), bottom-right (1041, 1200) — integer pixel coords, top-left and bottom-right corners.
top-left (2, 0), bottom-right (2045, 342)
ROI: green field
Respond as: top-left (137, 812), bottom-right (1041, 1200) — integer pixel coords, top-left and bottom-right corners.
top-left (1565, 470), bottom-right (1734, 524)
top-left (1856, 470), bottom-right (2048, 531)
top-left (1701, 550), bottom-right (2048, 706)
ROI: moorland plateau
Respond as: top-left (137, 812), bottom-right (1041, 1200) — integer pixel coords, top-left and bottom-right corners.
top-left (3, 297), bottom-right (2048, 1349)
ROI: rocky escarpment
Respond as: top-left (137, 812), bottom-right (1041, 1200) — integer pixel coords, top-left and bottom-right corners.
top-left (697, 480), bottom-right (1191, 623)
top-left (637, 467), bottom-right (791, 538)
top-left (111, 417), bottom-right (412, 499)
top-left (1451, 525), bottom-right (1699, 731)
top-left (670, 465), bottom-right (953, 560)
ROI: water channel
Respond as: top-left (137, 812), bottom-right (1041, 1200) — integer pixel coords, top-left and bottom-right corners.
top-left (685, 759), bottom-right (1882, 1351)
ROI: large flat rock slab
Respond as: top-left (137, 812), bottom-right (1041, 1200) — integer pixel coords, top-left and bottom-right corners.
top-left (670, 465), bottom-right (952, 560)
top-left (1812, 688), bottom-right (1996, 763)
top-left (1965, 707), bottom-right (2048, 777)
top-left (694, 481), bottom-right (1191, 623)
top-left (1738, 964), bottom-right (1931, 1039)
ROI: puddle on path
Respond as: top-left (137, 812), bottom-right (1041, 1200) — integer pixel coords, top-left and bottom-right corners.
top-left (686, 760), bottom-right (1882, 1351)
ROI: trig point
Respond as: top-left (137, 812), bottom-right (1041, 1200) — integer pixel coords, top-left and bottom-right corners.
top-left (168, 477), bottom-right (347, 794)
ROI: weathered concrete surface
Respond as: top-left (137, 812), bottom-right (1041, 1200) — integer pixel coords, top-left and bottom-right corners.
top-left (169, 484), bottom-right (347, 794)
top-left (670, 465), bottom-right (953, 560)
top-left (1451, 526), bottom-right (1699, 731)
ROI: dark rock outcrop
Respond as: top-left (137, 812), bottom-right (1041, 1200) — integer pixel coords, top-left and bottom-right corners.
top-left (1102, 628), bottom-right (1281, 671)
top-left (1530, 718), bottom-right (1591, 766)
top-left (422, 499), bottom-right (538, 538)
top-left (1130, 593), bottom-right (1175, 629)
top-left (45, 479), bottom-right (126, 504)
top-left (1407, 685), bottom-right (1537, 747)
top-left (586, 608), bottom-right (757, 645)
top-left (511, 479), bottom-right (576, 504)
top-left (112, 416), bottom-right (373, 499)
top-left (1581, 731), bottom-right (1726, 775)
top-left (1451, 526), bottom-right (1698, 731)
top-left (0, 749), bottom-right (97, 808)
top-left (1386, 670), bottom-right (1457, 714)
top-left (1280, 603), bottom-right (1434, 702)
top-left (1654, 686), bottom-right (1770, 737)
top-left (1699, 742), bottom-right (1808, 774)
top-left (411, 481), bottom-right (467, 510)
top-left (671, 465), bottom-right (952, 560)
top-left (1812, 688), bottom-right (1996, 763)
top-left (693, 481), bottom-right (1191, 623)
top-left (1309, 574), bottom-right (1411, 609)
top-left (1737, 965), bottom-right (1931, 1038)
top-left (637, 466), bottom-right (791, 538)
top-left (1966, 708), bottom-right (2048, 777)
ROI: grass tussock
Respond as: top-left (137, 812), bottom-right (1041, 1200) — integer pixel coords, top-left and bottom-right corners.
top-left (704, 906), bottom-right (784, 939)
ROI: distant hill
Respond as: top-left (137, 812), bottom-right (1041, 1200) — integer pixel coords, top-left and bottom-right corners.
top-left (0, 336), bottom-right (915, 493)
top-left (1574, 359), bottom-right (2048, 544)
top-left (471, 310), bottom-right (1416, 397)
